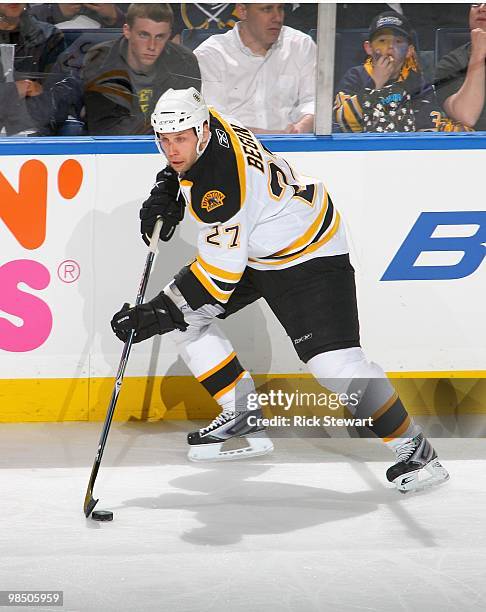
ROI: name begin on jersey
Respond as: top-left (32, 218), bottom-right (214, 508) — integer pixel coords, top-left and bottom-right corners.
top-left (231, 124), bottom-right (265, 173)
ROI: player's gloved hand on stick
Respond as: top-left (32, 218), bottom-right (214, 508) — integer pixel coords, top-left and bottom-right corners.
top-left (140, 166), bottom-right (185, 245)
top-left (111, 292), bottom-right (187, 343)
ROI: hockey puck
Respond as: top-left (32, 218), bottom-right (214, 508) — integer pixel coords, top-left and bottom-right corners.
top-left (91, 510), bottom-right (113, 521)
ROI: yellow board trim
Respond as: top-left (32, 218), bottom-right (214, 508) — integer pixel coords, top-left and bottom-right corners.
top-left (1, 372), bottom-right (486, 422)
top-left (388, 371), bottom-right (486, 378)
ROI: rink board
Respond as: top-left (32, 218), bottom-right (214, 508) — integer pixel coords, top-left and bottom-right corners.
top-left (1, 135), bottom-right (485, 421)
top-left (0, 373), bottom-right (485, 423)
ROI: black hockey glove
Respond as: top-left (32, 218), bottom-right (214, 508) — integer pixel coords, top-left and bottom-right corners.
top-left (140, 167), bottom-right (185, 245)
top-left (110, 292), bottom-right (187, 344)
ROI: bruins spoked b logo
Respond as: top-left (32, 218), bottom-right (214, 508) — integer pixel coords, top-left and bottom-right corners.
top-left (201, 190), bottom-right (225, 212)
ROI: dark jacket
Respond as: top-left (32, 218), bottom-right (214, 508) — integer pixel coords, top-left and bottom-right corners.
top-left (0, 12), bottom-right (65, 76)
top-left (0, 81), bottom-right (37, 135)
top-left (435, 42), bottom-right (486, 131)
top-left (29, 3), bottom-right (126, 28)
top-left (0, 13), bottom-right (66, 134)
top-left (82, 36), bottom-right (201, 135)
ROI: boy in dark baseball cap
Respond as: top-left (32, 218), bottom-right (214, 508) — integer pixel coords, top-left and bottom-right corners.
top-left (364, 11), bottom-right (416, 91)
top-left (333, 10), bottom-right (470, 132)
top-left (368, 11), bottom-right (414, 41)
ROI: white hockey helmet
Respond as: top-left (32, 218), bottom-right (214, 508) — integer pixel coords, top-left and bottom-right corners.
top-left (151, 87), bottom-right (210, 158)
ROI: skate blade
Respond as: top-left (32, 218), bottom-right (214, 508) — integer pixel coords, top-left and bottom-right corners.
top-left (394, 459), bottom-right (450, 494)
top-left (187, 432), bottom-right (274, 463)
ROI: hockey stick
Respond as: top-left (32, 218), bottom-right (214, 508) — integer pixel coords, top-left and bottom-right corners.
top-left (83, 218), bottom-right (164, 517)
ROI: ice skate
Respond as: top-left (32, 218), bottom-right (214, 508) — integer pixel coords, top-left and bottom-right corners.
top-left (386, 433), bottom-right (449, 493)
top-left (187, 408), bottom-right (274, 462)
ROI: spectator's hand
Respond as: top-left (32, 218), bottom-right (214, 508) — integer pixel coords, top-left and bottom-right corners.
top-left (26, 81), bottom-right (43, 97)
top-left (285, 123), bottom-right (308, 134)
top-left (249, 127), bottom-right (286, 134)
top-left (284, 115), bottom-right (314, 134)
top-left (15, 80), bottom-right (43, 98)
top-left (83, 3), bottom-right (118, 25)
top-left (371, 51), bottom-right (397, 90)
top-left (284, 123), bottom-right (299, 134)
top-left (15, 80), bottom-right (31, 98)
top-left (470, 28), bottom-right (486, 62)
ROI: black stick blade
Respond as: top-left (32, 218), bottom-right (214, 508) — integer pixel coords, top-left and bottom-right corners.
top-left (84, 494), bottom-right (98, 518)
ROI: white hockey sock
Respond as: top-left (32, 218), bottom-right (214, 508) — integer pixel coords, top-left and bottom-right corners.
top-left (216, 371), bottom-right (255, 415)
top-left (384, 419), bottom-right (422, 453)
top-left (307, 348), bottom-right (423, 446)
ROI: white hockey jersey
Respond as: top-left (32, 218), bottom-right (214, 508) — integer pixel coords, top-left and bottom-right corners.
top-left (176, 108), bottom-right (348, 307)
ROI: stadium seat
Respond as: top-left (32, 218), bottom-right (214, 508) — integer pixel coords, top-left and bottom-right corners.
top-left (54, 29), bottom-right (123, 79)
top-left (61, 27), bottom-right (123, 49)
top-left (307, 28), bottom-right (369, 85)
top-left (51, 29), bottom-right (122, 136)
top-left (435, 27), bottom-right (469, 66)
top-left (334, 29), bottom-right (369, 85)
top-left (180, 28), bottom-right (229, 51)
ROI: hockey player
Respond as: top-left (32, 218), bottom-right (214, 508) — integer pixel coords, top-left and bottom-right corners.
top-left (111, 87), bottom-right (449, 493)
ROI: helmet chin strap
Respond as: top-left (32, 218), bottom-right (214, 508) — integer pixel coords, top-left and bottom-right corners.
top-left (154, 134), bottom-right (165, 157)
top-left (196, 131), bottom-right (211, 159)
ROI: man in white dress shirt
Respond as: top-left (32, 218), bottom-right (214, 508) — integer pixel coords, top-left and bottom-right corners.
top-left (193, 3), bottom-right (316, 134)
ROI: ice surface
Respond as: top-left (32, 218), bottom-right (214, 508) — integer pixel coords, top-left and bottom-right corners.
top-left (0, 422), bottom-right (485, 612)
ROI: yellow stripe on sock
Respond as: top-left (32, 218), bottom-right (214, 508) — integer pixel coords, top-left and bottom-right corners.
top-left (213, 370), bottom-right (247, 401)
top-left (383, 415), bottom-right (411, 442)
top-left (371, 391), bottom-right (399, 421)
top-left (197, 352), bottom-right (237, 382)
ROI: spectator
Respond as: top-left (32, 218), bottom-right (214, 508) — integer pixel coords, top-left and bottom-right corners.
top-left (29, 3), bottom-right (126, 29)
top-left (0, 3), bottom-right (65, 73)
top-left (435, 3), bottom-right (486, 131)
top-left (0, 2), bottom-right (69, 135)
top-left (83, 3), bottom-right (201, 135)
top-left (337, 4), bottom-right (469, 50)
top-left (193, 3), bottom-right (315, 134)
top-left (28, 3), bottom-right (89, 27)
top-left (0, 73), bottom-right (40, 135)
top-left (333, 11), bottom-right (469, 133)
